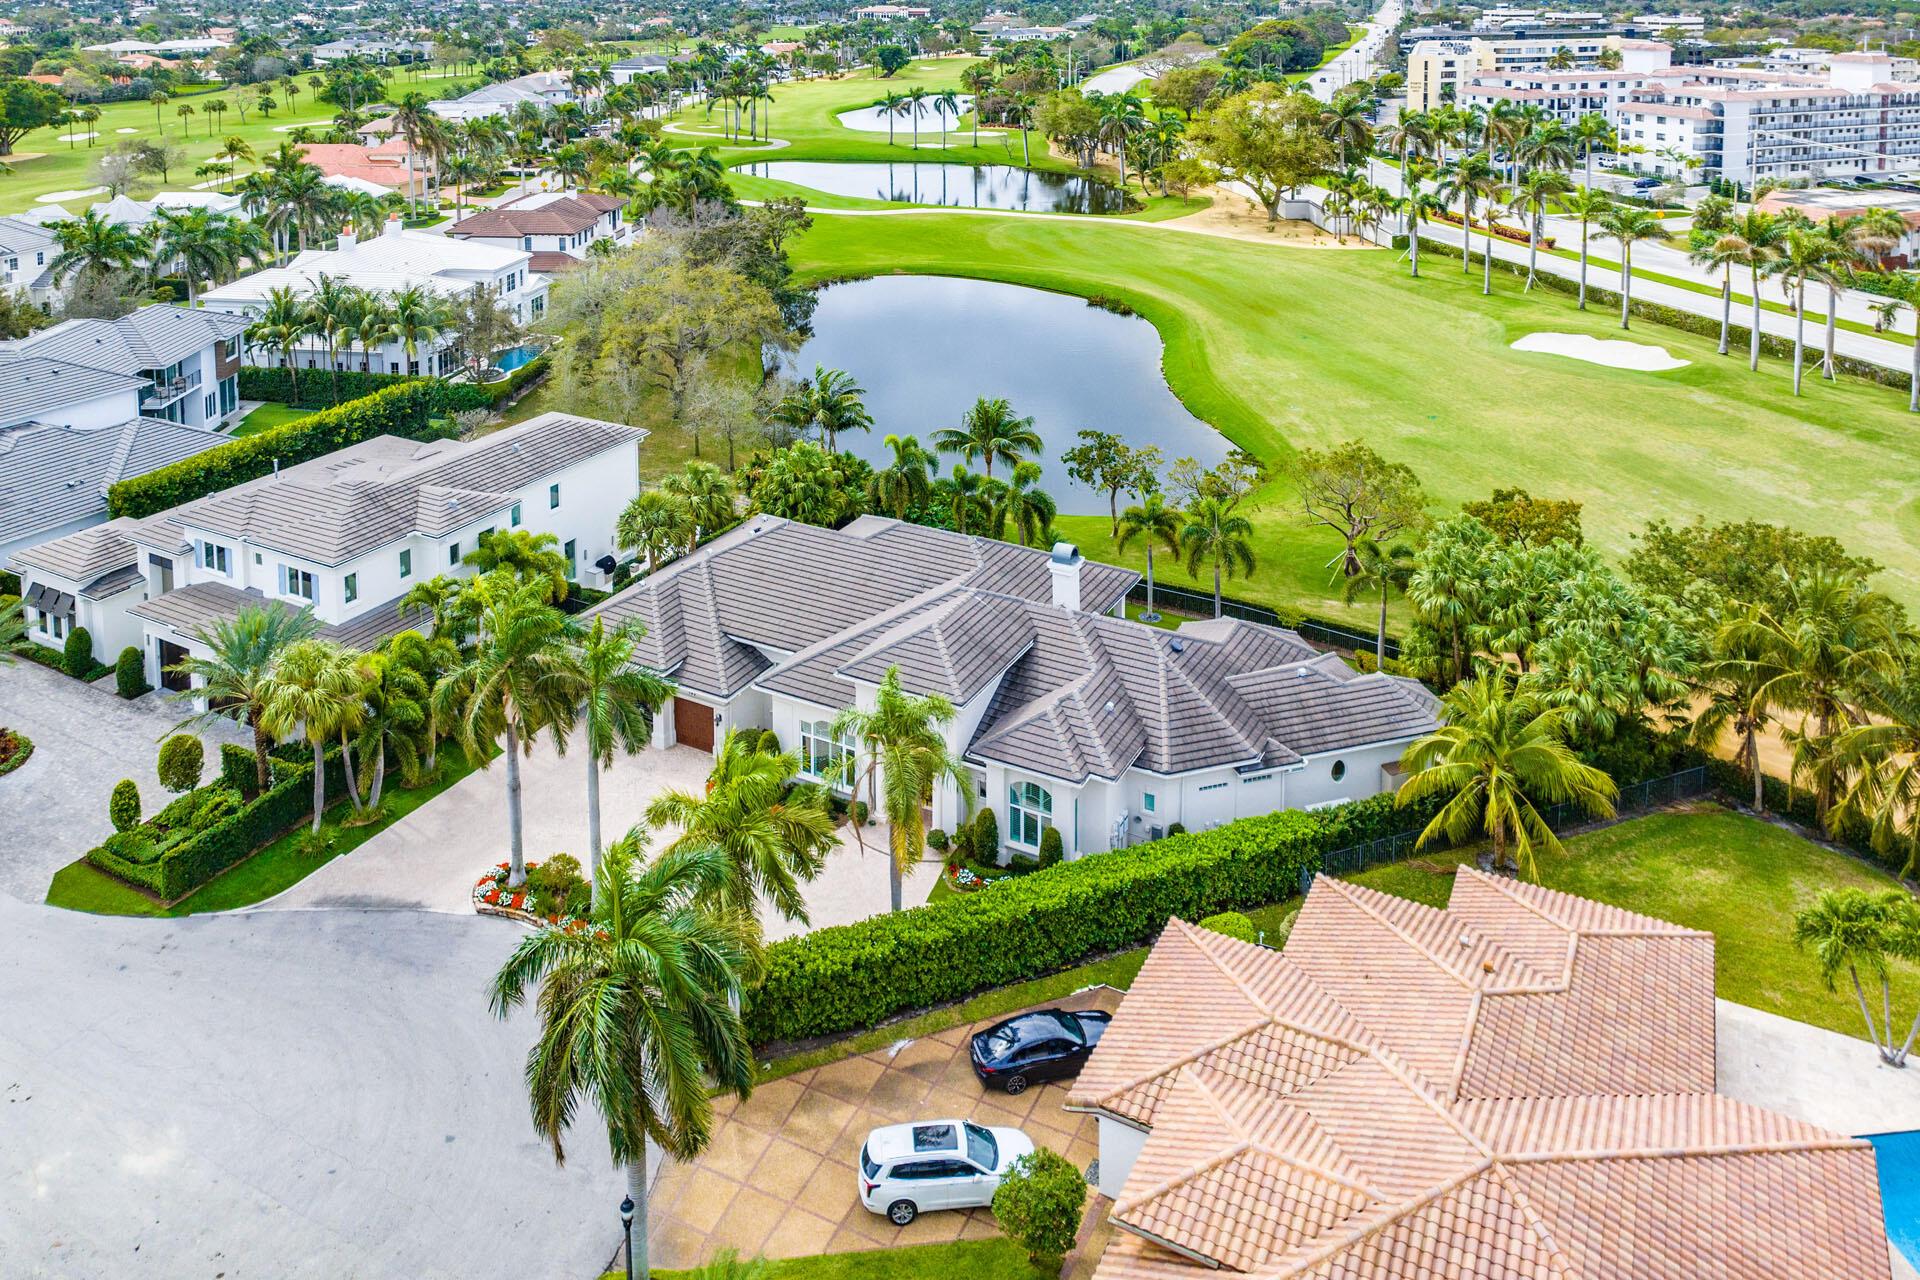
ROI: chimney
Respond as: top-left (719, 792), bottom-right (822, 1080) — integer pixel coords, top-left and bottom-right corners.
top-left (384, 211), bottom-right (403, 237)
top-left (1047, 542), bottom-right (1083, 612)
top-left (337, 223), bottom-right (357, 250)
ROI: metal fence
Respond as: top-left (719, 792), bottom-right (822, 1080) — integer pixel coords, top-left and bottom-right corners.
top-left (1302, 765), bottom-right (1711, 893)
top-left (1126, 583), bottom-right (1401, 659)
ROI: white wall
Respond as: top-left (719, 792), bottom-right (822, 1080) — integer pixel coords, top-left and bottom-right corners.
top-left (1095, 1115), bottom-right (1149, 1200)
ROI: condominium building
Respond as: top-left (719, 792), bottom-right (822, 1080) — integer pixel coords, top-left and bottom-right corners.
top-left (1406, 29), bottom-right (1624, 110)
top-left (1459, 39), bottom-right (1672, 122)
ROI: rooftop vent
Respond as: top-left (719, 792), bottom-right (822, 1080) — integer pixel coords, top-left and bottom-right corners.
top-left (1103, 699), bottom-right (1115, 714)
top-left (1169, 639), bottom-right (1185, 653)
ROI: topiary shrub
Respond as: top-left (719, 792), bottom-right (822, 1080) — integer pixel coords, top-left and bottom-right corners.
top-left (1198, 910), bottom-right (1258, 944)
top-left (1166, 821), bottom-right (1187, 837)
top-left (220, 743), bottom-right (260, 796)
top-left (115, 645), bottom-right (149, 698)
top-left (63, 625), bottom-right (94, 678)
top-left (109, 779), bottom-right (141, 832)
top-left (1038, 825), bottom-right (1064, 869)
top-left (758, 728), bottom-right (781, 754)
top-left (990, 1148), bottom-right (1085, 1267)
top-left (525, 853), bottom-right (588, 918)
top-left (851, 799), bottom-right (870, 825)
top-left (157, 734), bottom-right (205, 794)
top-left (926, 828), bottom-right (949, 852)
top-left (973, 808), bottom-right (1000, 862)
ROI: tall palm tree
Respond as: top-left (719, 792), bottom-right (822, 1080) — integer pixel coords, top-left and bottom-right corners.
top-left (389, 91), bottom-right (438, 205)
top-left (1437, 152), bottom-right (1502, 291)
top-left (261, 638), bottom-right (368, 833)
top-left (831, 666), bottom-right (970, 913)
top-left (992, 461), bottom-right (1056, 547)
top-left (932, 397), bottom-right (1041, 480)
top-left (866, 433), bottom-right (936, 519)
top-left (305, 274), bottom-right (358, 403)
top-left (1594, 205), bottom-right (1666, 329)
top-left (1396, 671), bottom-right (1618, 880)
top-left (1690, 616), bottom-right (1779, 812)
top-left (907, 85), bottom-right (927, 149)
top-left (352, 649), bottom-right (430, 809)
top-left (168, 605), bottom-right (320, 794)
top-left (879, 90), bottom-right (904, 145)
top-left (1813, 215), bottom-right (1866, 382)
top-left (573, 617), bottom-right (674, 906)
top-left (433, 580), bottom-right (585, 888)
top-left (388, 284), bottom-right (453, 375)
top-left (1766, 228), bottom-right (1841, 396)
top-left (1792, 888), bottom-right (1920, 1066)
top-left (1554, 186), bottom-right (1611, 310)
top-left (1690, 232), bottom-right (1751, 356)
top-left (1320, 94), bottom-right (1373, 170)
top-left (48, 209), bottom-right (145, 289)
top-left (647, 729), bottom-right (836, 930)
top-left (1573, 112), bottom-right (1614, 186)
top-left (1180, 497), bottom-right (1256, 619)
top-left (1116, 493), bottom-right (1182, 622)
top-left (1341, 538), bottom-right (1417, 667)
top-left (1726, 210), bottom-right (1784, 371)
top-left (1826, 667), bottom-right (1920, 877)
top-left (776, 366), bottom-right (872, 454)
top-left (490, 835), bottom-right (755, 1280)
top-left (1509, 168), bottom-right (1571, 291)
top-left (247, 285), bottom-right (313, 401)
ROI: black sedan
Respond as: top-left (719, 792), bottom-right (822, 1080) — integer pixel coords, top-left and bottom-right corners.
top-left (969, 1008), bottom-right (1113, 1094)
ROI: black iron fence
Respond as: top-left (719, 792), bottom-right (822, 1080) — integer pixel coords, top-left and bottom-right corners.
top-left (1126, 582), bottom-right (1402, 660)
top-left (1302, 764), bottom-right (1711, 892)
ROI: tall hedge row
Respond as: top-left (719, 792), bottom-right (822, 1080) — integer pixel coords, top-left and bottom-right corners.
top-left (107, 382), bottom-right (485, 519)
top-left (744, 790), bottom-right (1429, 1045)
top-left (237, 365), bottom-right (421, 407)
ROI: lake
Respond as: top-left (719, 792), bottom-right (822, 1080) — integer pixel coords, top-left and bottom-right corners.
top-left (836, 94), bottom-right (974, 133)
top-left (733, 161), bottom-right (1129, 215)
top-left (781, 276), bottom-right (1229, 515)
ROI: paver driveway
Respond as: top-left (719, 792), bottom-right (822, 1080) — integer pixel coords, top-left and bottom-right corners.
top-left (646, 986), bottom-right (1119, 1268)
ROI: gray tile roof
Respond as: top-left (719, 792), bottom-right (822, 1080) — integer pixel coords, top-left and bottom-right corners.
top-left (80, 563), bottom-right (145, 600)
top-left (128, 580), bottom-right (272, 637)
top-left (0, 358), bottom-right (149, 427)
top-left (0, 416), bottom-right (225, 552)
top-left (9, 517), bottom-right (143, 583)
top-left (0, 304), bottom-right (249, 377)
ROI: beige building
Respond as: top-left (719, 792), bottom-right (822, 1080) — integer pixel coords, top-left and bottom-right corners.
top-left (1406, 31), bottom-right (1624, 110)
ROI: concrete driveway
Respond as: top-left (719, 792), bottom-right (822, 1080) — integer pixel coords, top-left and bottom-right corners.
top-left (0, 662), bottom-right (246, 903)
top-left (260, 731), bottom-right (944, 934)
top-left (645, 986), bottom-right (1116, 1269)
top-left (0, 894), bottom-right (620, 1280)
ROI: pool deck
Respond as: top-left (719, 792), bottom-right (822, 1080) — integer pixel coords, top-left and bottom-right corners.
top-left (1717, 999), bottom-right (1920, 1280)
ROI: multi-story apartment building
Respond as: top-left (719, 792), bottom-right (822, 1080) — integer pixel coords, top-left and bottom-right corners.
top-left (1406, 28), bottom-right (1625, 110)
top-left (1459, 39), bottom-right (1672, 122)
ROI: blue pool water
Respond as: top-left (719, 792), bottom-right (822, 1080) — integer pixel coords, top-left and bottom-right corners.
top-left (1870, 1130), bottom-right (1920, 1269)
top-left (491, 344), bottom-right (544, 372)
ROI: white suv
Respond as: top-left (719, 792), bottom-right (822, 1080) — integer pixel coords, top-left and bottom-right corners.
top-left (857, 1120), bottom-right (1036, 1225)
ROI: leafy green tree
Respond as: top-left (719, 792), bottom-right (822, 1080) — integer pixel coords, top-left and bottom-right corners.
top-left (1286, 440), bottom-right (1427, 584)
top-left (1061, 430), bottom-right (1158, 537)
top-left (0, 78), bottom-right (64, 156)
top-left (110, 779), bottom-right (141, 832)
top-left (1185, 84), bottom-right (1335, 223)
top-left (262, 638), bottom-right (369, 833)
top-left (873, 45), bottom-right (910, 77)
top-left (1180, 496), bottom-right (1257, 619)
top-left (1793, 888), bottom-right (1920, 1066)
top-left (1460, 488), bottom-right (1583, 547)
top-left (933, 397), bottom-right (1041, 480)
top-left (748, 442), bottom-right (869, 528)
top-left (168, 605), bottom-right (320, 794)
top-left (990, 1148), bottom-right (1086, 1267)
top-left (1624, 518), bottom-right (1881, 628)
top-left (573, 617), bottom-right (674, 907)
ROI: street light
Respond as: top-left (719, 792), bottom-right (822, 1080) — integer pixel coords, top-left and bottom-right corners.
top-left (620, 1196), bottom-right (636, 1280)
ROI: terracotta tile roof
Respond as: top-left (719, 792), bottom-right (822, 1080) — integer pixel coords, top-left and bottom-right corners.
top-left (447, 196), bottom-right (605, 237)
top-left (1071, 873), bottom-right (1891, 1280)
top-left (526, 251), bottom-right (583, 273)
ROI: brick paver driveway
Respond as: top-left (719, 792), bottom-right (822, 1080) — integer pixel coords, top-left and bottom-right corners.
top-left (648, 986), bottom-right (1121, 1267)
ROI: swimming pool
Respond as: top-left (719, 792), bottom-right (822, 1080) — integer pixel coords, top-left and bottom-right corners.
top-left (1869, 1130), bottom-right (1920, 1270)
top-left (491, 344), bottom-right (545, 372)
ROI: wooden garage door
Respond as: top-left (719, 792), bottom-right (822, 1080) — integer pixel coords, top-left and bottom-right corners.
top-left (673, 698), bottom-right (715, 752)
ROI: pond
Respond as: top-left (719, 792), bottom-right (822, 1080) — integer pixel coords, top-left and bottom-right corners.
top-left (781, 276), bottom-right (1229, 515)
top-left (733, 161), bottom-right (1129, 215)
top-left (836, 94), bottom-right (974, 133)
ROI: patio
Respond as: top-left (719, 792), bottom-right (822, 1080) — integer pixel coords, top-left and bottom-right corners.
top-left (643, 986), bottom-right (1119, 1269)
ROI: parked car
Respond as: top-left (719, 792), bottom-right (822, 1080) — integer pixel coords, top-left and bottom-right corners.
top-left (857, 1120), bottom-right (1035, 1225)
top-left (969, 1008), bottom-right (1113, 1094)
top-left (1632, 177), bottom-right (1662, 190)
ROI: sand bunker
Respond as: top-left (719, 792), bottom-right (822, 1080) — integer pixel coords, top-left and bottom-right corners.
top-left (57, 131), bottom-right (98, 142)
top-left (36, 186), bottom-right (105, 202)
top-left (1511, 331), bottom-right (1689, 371)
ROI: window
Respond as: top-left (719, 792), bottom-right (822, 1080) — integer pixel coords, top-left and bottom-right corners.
top-left (1331, 759), bottom-right (1347, 782)
top-left (522, 235), bottom-right (533, 250)
top-left (279, 565), bottom-right (316, 601)
top-left (800, 719), bottom-right (855, 786)
top-left (199, 541), bottom-right (230, 575)
top-left (449, 542), bottom-right (460, 566)
top-left (399, 549), bottom-right (412, 579)
top-left (1143, 792), bottom-right (1156, 813)
top-left (510, 502), bottom-right (522, 527)
top-left (344, 573), bottom-right (358, 604)
top-left (1198, 782), bottom-right (1228, 794)
top-left (548, 483), bottom-right (560, 509)
top-left (564, 538), bottom-right (576, 580)
top-left (51, 614), bottom-right (64, 639)
top-left (1007, 780), bottom-right (1053, 848)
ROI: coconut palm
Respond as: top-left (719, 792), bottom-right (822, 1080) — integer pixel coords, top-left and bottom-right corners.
top-left (1554, 186), bottom-right (1611, 309)
top-left (1726, 210), bottom-right (1784, 371)
top-left (660, 462), bottom-right (733, 542)
top-left (48, 209), bottom-right (145, 289)
top-left (573, 616), bottom-right (675, 906)
top-left (433, 579), bottom-right (584, 888)
top-left (1180, 497), bottom-right (1256, 620)
top-left (1116, 493), bottom-right (1182, 622)
top-left (247, 285), bottom-right (313, 402)
top-left (489, 834), bottom-right (755, 1280)
top-left (465, 528), bottom-right (571, 603)
top-left (867, 433), bottom-right (936, 519)
top-left (1594, 205), bottom-right (1666, 329)
top-left (1873, 273), bottom-right (1920, 412)
top-left (776, 366), bottom-right (872, 454)
top-left (148, 208), bottom-right (242, 306)
top-left (1765, 228), bottom-right (1841, 395)
top-left (647, 729), bottom-right (836, 930)
top-left (1826, 667), bottom-right (1920, 877)
top-left (1812, 215), bottom-right (1867, 381)
top-left (388, 284), bottom-right (454, 374)
top-left (830, 666), bottom-right (971, 913)
top-left (1396, 670), bottom-right (1618, 880)
top-left (1793, 888), bottom-right (1920, 1066)
top-left (992, 461), bottom-right (1056, 547)
top-left (1690, 232), bottom-right (1752, 356)
top-left (932, 397), bottom-right (1041, 480)
top-left (1320, 94), bottom-right (1374, 170)
top-left (1342, 538), bottom-right (1417, 667)
top-left (167, 604), bottom-right (321, 794)
top-left (617, 490), bottom-right (695, 573)
top-left (388, 91), bottom-right (438, 205)
top-left (261, 638), bottom-right (369, 834)
top-left (879, 89), bottom-right (905, 145)
top-left (1509, 168), bottom-right (1571, 291)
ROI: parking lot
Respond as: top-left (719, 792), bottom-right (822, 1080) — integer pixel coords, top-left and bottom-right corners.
top-left (644, 986), bottom-right (1120, 1268)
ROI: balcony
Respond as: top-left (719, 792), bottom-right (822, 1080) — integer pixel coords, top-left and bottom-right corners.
top-left (139, 368), bottom-right (202, 409)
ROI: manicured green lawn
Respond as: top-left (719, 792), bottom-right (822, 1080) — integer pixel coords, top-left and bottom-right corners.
top-left (43, 749), bottom-right (481, 916)
top-left (1351, 803), bottom-right (1920, 1042)
top-left (617, 1238), bottom-right (1052, 1280)
top-left (230, 401), bottom-right (311, 437)
top-left (785, 211), bottom-right (1920, 616)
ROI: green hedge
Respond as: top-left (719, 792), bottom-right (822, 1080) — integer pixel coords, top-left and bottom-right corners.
top-left (86, 749), bottom-right (347, 900)
top-left (238, 365), bottom-right (420, 407)
top-left (482, 352), bottom-right (551, 405)
top-left (107, 382), bottom-right (479, 519)
top-left (744, 789), bottom-right (1429, 1045)
top-left (220, 742), bottom-right (259, 795)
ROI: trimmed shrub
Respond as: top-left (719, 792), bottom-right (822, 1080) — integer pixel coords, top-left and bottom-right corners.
top-left (991, 1148), bottom-right (1085, 1267)
top-left (1165, 821), bottom-right (1187, 837)
top-left (109, 779), bottom-right (141, 832)
top-left (973, 808), bottom-right (1000, 861)
top-left (1038, 825), bottom-right (1064, 869)
top-left (926, 828), bottom-right (949, 852)
top-left (525, 853), bottom-right (589, 918)
top-left (239, 365), bottom-right (415, 407)
top-left (220, 743), bottom-right (260, 796)
top-left (63, 626), bottom-right (94, 678)
top-left (0, 569), bottom-right (18, 596)
top-left (758, 728), bottom-right (782, 754)
top-left (157, 734), bottom-right (205, 794)
top-left (1198, 910), bottom-right (1258, 943)
top-left (115, 645), bottom-right (148, 698)
top-left (852, 799), bottom-right (870, 825)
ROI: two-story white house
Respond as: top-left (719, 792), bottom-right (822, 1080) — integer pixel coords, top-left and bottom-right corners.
top-left (587, 518), bottom-right (1440, 861)
top-left (0, 214), bottom-right (61, 307)
top-left (444, 193), bottom-right (630, 275)
top-left (200, 216), bottom-right (548, 376)
top-left (10, 412), bottom-right (644, 685)
top-left (0, 304), bottom-right (249, 429)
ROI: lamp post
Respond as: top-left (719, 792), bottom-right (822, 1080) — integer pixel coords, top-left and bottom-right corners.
top-left (620, 1196), bottom-right (635, 1280)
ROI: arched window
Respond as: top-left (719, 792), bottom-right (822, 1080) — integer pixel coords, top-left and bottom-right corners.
top-left (800, 720), bottom-right (855, 787)
top-left (1008, 780), bottom-right (1053, 848)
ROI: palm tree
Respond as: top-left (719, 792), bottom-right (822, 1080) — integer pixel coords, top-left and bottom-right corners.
top-left (1320, 94), bottom-right (1373, 170)
top-left (1437, 152), bottom-right (1502, 291)
top-left (1341, 538), bottom-right (1417, 667)
top-left (1509, 169), bottom-right (1571, 291)
top-left (352, 649), bottom-right (430, 809)
top-left (1690, 618), bottom-right (1778, 812)
top-left (1727, 210), bottom-right (1784, 371)
top-left (388, 285), bottom-right (453, 375)
top-left (0, 596), bottom-right (30, 664)
top-left (647, 729), bottom-right (837, 930)
top-left (1766, 228), bottom-right (1841, 396)
top-left (1396, 671), bottom-right (1618, 880)
top-left (261, 638), bottom-right (368, 834)
top-left (661, 462), bottom-right (733, 541)
top-left (831, 666), bottom-right (970, 912)
top-left (776, 366), bottom-right (872, 454)
top-left (573, 617), bottom-right (674, 907)
top-left (1595, 205), bottom-right (1666, 329)
top-left (489, 835), bottom-right (755, 1280)
top-left (991, 461), bottom-right (1056, 547)
top-left (1793, 888), bottom-right (1920, 1066)
top-left (879, 89), bottom-right (904, 145)
top-left (1555, 186), bottom-right (1611, 310)
top-left (247, 285), bottom-right (313, 401)
top-left (932, 397), bottom-right (1041, 480)
top-left (1573, 112), bottom-right (1614, 186)
top-left (167, 605), bottom-right (320, 794)
top-left (1116, 493), bottom-right (1182, 622)
top-left (306, 274), bottom-right (359, 403)
top-left (1826, 669), bottom-right (1920, 877)
top-left (935, 88), bottom-right (961, 148)
top-left (1690, 232), bottom-right (1751, 356)
top-left (907, 85), bottom-right (927, 149)
top-left (433, 579), bottom-right (585, 888)
top-left (48, 209), bottom-right (145, 289)
top-left (150, 89), bottom-right (170, 132)
top-left (617, 490), bottom-right (694, 573)
top-left (1180, 497), bottom-right (1256, 619)
top-left (1813, 215), bottom-right (1866, 382)
top-left (389, 91), bottom-right (437, 206)
top-left (867, 433), bottom-right (935, 519)
top-left (933, 465), bottom-right (988, 536)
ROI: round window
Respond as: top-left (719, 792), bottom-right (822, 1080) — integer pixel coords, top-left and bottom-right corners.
top-left (1331, 760), bottom-right (1347, 782)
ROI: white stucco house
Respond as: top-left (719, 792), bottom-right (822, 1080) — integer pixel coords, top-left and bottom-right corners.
top-left (587, 518), bottom-right (1439, 861)
top-left (10, 412), bottom-right (643, 685)
top-left (444, 192), bottom-right (631, 274)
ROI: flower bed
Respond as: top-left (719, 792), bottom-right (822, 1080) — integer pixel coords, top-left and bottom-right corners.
top-left (0, 727), bottom-right (33, 777)
top-left (944, 863), bottom-right (1009, 893)
top-left (1429, 210), bottom-right (1556, 250)
top-left (473, 858), bottom-right (594, 931)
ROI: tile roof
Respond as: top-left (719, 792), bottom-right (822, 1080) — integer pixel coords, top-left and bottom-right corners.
top-left (526, 251), bottom-right (584, 274)
top-left (1070, 878), bottom-right (1890, 1280)
top-left (0, 304), bottom-right (248, 376)
top-left (0, 358), bottom-right (148, 427)
top-left (446, 194), bottom-right (619, 238)
top-left (0, 418), bottom-right (225, 553)
top-left (128, 579), bottom-right (421, 649)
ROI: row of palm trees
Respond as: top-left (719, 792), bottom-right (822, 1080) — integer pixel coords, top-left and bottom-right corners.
top-left (244, 276), bottom-right (457, 402)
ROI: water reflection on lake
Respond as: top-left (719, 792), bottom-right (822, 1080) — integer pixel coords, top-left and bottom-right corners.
top-left (781, 276), bottom-right (1230, 514)
top-left (734, 161), bottom-right (1129, 214)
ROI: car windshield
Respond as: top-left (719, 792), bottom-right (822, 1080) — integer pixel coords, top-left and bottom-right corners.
top-left (861, 1144), bottom-right (879, 1179)
top-left (1054, 1012), bottom-right (1085, 1044)
top-left (965, 1122), bottom-right (998, 1169)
